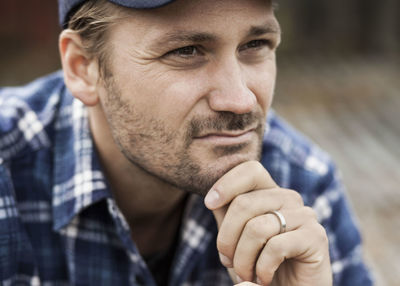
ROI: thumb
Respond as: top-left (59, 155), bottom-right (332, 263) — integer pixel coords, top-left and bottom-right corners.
top-left (204, 187), bottom-right (229, 228)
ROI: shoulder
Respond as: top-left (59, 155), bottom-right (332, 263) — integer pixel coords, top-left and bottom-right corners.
top-left (261, 111), bottom-right (336, 202)
top-left (0, 71), bottom-right (66, 161)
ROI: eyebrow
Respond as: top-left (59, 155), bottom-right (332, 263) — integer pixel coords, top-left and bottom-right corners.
top-left (153, 31), bottom-right (217, 47)
top-left (248, 22), bottom-right (281, 37)
top-left (152, 22), bottom-right (280, 48)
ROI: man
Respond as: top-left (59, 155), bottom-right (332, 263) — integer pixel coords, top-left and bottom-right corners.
top-left (0, 0), bottom-right (373, 285)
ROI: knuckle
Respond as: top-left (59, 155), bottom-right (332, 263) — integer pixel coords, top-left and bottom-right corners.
top-left (231, 194), bottom-right (251, 213)
top-left (216, 235), bottom-right (233, 256)
top-left (266, 236), bottom-right (286, 256)
top-left (255, 237), bottom-right (285, 283)
top-left (303, 206), bottom-right (318, 220)
top-left (254, 162), bottom-right (268, 178)
top-left (233, 261), bottom-right (253, 282)
top-left (248, 160), bottom-right (263, 170)
top-left (290, 190), bottom-right (304, 206)
top-left (312, 223), bottom-right (329, 245)
top-left (282, 189), bottom-right (304, 207)
top-left (255, 263), bottom-right (275, 285)
top-left (245, 217), bottom-right (266, 240)
top-left (318, 226), bottom-right (329, 244)
top-left (245, 160), bottom-right (265, 177)
top-left (253, 160), bottom-right (264, 172)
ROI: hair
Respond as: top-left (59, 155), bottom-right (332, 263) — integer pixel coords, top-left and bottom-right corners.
top-left (67, 0), bottom-right (129, 77)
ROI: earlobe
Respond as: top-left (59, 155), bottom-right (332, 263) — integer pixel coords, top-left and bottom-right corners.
top-left (59, 29), bottom-right (100, 106)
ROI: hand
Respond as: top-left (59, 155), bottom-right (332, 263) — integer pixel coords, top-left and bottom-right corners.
top-left (204, 161), bottom-right (332, 286)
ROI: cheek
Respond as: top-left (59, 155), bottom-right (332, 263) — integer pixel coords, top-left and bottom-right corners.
top-left (118, 67), bottom-right (204, 128)
top-left (247, 64), bottom-right (277, 112)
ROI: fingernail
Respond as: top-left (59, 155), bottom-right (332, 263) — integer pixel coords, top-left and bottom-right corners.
top-left (204, 188), bottom-right (220, 209)
top-left (219, 253), bottom-right (232, 267)
top-left (256, 277), bottom-right (264, 285)
top-left (236, 275), bottom-right (243, 283)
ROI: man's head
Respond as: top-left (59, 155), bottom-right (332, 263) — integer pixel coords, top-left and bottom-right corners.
top-left (59, 0), bottom-right (281, 196)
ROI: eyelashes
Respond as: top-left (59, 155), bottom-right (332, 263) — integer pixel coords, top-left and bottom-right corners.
top-left (161, 38), bottom-right (276, 68)
top-left (166, 46), bottom-right (202, 58)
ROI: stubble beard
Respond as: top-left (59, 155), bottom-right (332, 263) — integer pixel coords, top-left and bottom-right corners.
top-left (101, 77), bottom-right (265, 197)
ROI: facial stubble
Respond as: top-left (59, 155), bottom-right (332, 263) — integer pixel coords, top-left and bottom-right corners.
top-left (101, 77), bottom-right (265, 197)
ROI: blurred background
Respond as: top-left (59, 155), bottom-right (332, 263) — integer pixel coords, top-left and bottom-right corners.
top-left (274, 2), bottom-right (400, 286)
top-left (0, 1), bottom-right (399, 285)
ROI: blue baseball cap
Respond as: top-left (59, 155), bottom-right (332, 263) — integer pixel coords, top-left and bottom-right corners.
top-left (58, 0), bottom-right (177, 28)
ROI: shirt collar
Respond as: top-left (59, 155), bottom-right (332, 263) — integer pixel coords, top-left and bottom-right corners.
top-left (52, 91), bottom-right (111, 231)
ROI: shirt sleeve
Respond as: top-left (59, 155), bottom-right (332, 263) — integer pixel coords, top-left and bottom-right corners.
top-left (0, 162), bottom-right (19, 280)
top-left (312, 163), bottom-right (374, 286)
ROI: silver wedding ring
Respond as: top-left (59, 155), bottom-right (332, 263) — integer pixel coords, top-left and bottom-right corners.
top-left (267, 210), bottom-right (287, 234)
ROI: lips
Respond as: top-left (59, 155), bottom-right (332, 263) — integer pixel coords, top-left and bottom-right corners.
top-left (195, 129), bottom-right (254, 138)
top-left (193, 128), bottom-right (256, 145)
top-left (194, 123), bottom-right (258, 138)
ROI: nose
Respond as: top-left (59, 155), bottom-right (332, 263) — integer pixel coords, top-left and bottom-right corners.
top-left (206, 57), bottom-right (257, 114)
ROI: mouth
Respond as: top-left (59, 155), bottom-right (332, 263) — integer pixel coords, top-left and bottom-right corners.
top-left (193, 128), bottom-right (257, 145)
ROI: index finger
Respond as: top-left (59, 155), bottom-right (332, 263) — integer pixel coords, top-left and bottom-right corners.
top-left (204, 160), bottom-right (277, 210)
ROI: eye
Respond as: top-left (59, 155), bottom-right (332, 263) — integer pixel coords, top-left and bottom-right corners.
top-left (239, 39), bottom-right (271, 52)
top-left (161, 45), bottom-right (207, 68)
top-left (167, 45), bottom-right (200, 58)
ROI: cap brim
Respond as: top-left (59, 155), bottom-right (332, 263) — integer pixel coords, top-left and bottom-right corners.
top-left (59, 0), bottom-right (177, 28)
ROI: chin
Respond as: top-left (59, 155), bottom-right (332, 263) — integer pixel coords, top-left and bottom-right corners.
top-left (188, 151), bottom-right (261, 196)
top-left (209, 142), bottom-right (261, 170)
top-left (213, 152), bottom-right (259, 174)
top-left (156, 141), bottom-right (263, 197)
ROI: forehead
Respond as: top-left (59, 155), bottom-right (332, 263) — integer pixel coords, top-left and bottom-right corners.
top-left (112, 0), bottom-right (278, 44)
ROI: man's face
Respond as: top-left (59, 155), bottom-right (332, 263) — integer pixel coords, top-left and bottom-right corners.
top-left (97, 0), bottom-right (280, 196)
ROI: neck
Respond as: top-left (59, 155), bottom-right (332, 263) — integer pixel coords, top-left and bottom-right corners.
top-left (89, 104), bottom-right (187, 255)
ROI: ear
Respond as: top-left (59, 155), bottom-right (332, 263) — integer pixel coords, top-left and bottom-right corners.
top-left (59, 29), bottom-right (100, 106)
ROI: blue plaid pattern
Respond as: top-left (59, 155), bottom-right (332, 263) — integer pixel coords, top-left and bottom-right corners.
top-left (0, 72), bottom-right (373, 285)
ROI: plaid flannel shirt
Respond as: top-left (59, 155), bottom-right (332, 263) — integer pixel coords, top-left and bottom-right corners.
top-left (0, 71), bottom-right (373, 285)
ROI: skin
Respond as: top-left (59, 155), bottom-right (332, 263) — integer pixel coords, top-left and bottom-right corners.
top-left (206, 161), bottom-right (332, 285)
top-left (59, 0), bottom-right (332, 285)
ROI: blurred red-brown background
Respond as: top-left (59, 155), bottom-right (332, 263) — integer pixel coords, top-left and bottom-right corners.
top-left (0, 2), bottom-right (60, 85)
